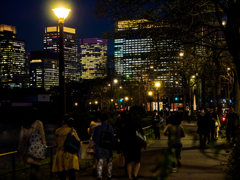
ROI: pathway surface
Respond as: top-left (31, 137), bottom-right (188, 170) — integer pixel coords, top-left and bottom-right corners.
top-left (76, 121), bottom-right (228, 180)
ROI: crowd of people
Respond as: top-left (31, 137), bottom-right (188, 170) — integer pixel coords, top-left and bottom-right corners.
top-left (16, 105), bottom-right (239, 179)
top-left (197, 105), bottom-right (239, 148)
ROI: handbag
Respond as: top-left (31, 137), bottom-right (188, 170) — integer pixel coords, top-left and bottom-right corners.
top-left (135, 129), bottom-right (147, 148)
top-left (27, 121), bottom-right (45, 159)
top-left (215, 121), bottom-right (219, 127)
top-left (118, 153), bottom-right (125, 169)
top-left (80, 141), bottom-right (94, 160)
top-left (64, 128), bottom-right (81, 154)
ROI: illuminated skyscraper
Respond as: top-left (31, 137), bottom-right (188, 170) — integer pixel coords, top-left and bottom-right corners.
top-left (30, 51), bottom-right (59, 90)
top-left (80, 38), bottom-right (107, 79)
top-left (114, 20), bottom-right (183, 88)
top-left (43, 26), bottom-right (79, 82)
top-left (0, 24), bottom-right (26, 88)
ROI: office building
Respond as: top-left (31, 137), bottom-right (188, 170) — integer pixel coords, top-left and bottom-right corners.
top-left (43, 26), bottom-right (79, 82)
top-left (80, 38), bottom-right (107, 79)
top-left (30, 51), bottom-right (59, 90)
top-left (114, 20), bottom-right (183, 88)
top-left (0, 24), bottom-right (27, 88)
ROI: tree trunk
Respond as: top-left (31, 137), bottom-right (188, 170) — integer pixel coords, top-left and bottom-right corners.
top-left (216, 74), bottom-right (222, 124)
top-left (234, 69), bottom-right (240, 114)
top-left (202, 75), bottom-right (207, 110)
top-left (182, 75), bottom-right (187, 112)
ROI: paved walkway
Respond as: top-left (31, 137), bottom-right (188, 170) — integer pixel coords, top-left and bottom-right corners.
top-left (76, 121), bottom-right (228, 180)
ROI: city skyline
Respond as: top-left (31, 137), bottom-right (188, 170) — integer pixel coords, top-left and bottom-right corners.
top-left (0, 0), bottom-right (114, 55)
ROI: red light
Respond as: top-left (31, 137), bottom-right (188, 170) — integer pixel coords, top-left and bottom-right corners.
top-left (121, 108), bottom-right (123, 111)
top-left (222, 117), bottom-right (226, 121)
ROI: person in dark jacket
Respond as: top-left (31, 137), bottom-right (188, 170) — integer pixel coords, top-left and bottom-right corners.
top-left (151, 110), bottom-right (161, 139)
top-left (197, 108), bottom-right (207, 147)
top-left (119, 112), bottom-right (146, 180)
top-left (226, 105), bottom-right (239, 143)
top-left (93, 112), bottom-right (114, 180)
top-left (205, 106), bottom-right (217, 143)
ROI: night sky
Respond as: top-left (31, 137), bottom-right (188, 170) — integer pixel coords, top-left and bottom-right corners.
top-left (0, 0), bottom-right (114, 55)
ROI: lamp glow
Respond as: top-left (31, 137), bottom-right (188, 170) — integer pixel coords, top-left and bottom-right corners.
top-left (179, 52), bottom-right (184, 57)
top-left (53, 8), bottom-right (71, 19)
top-left (148, 91), bottom-right (153, 96)
top-left (155, 82), bottom-right (160, 88)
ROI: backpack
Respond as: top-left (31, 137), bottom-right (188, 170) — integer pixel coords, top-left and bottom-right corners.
top-left (64, 128), bottom-right (81, 154)
top-left (99, 124), bottom-right (114, 150)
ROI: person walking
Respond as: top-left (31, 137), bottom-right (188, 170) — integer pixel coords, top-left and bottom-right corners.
top-left (226, 105), bottom-right (239, 143)
top-left (93, 112), bottom-right (114, 180)
top-left (18, 108), bottom-right (47, 180)
top-left (187, 109), bottom-right (191, 123)
top-left (197, 107), bottom-right (207, 147)
top-left (163, 112), bottom-right (185, 173)
top-left (151, 110), bottom-right (161, 139)
top-left (87, 112), bottom-right (102, 176)
top-left (205, 106), bottom-right (217, 143)
top-left (52, 114), bottom-right (80, 180)
top-left (214, 114), bottom-right (221, 140)
top-left (118, 112), bottom-right (147, 180)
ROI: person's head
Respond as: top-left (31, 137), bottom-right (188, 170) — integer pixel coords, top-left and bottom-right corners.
top-left (93, 112), bottom-right (101, 122)
top-left (171, 113), bottom-right (181, 125)
top-left (153, 110), bottom-right (157, 115)
top-left (62, 114), bottom-right (74, 127)
top-left (229, 105), bottom-right (235, 113)
top-left (100, 112), bottom-right (109, 122)
top-left (24, 108), bottom-right (40, 129)
top-left (200, 107), bottom-right (205, 113)
top-left (209, 106), bottom-right (214, 112)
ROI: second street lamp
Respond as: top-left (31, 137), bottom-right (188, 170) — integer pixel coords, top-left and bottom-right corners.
top-left (53, 7), bottom-right (71, 116)
top-left (155, 82), bottom-right (160, 114)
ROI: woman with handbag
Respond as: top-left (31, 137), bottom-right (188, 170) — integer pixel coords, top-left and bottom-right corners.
top-left (87, 112), bottom-right (101, 176)
top-left (52, 114), bottom-right (80, 180)
top-left (119, 112), bottom-right (146, 180)
top-left (214, 115), bottom-right (221, 140)
top-left (17, 108), bottom-right (47, 180)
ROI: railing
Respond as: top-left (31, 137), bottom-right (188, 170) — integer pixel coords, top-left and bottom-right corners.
top-left (0, 124), bottom-right (164, 180)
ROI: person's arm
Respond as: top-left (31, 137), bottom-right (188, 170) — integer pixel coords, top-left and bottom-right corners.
top-left (38, 121), bottom-right (47, 146)
top-left (52, 129), bottom-right (58, 147)
top-left (17, 126), bottom-right (24, 153)
top-left (163, 125), bottom-right (169, 136)
top-left (73, 128), bottom-right (80, 141)
top-left (180, 126), bottom-right (185, 137)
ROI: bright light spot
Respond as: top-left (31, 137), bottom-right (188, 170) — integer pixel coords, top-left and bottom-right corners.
top-left (155, 82), bottom-right (160, 87)
top-left (74, 102), bottom-right (78, 106)
top-left (114, 79), bottom-right (118, 83)
top-left (125, 97), bottom-right (129, 101)
top-left (148, 91), bottom-right (153, 96)
top-left (179, 52), bottom-right (184, 57)
top-left (95, 101), bottom-right (98, 104)
top-left (53, 8), bottom-right (71, 19)
top-left (222, 21), bottom-right (226, 26)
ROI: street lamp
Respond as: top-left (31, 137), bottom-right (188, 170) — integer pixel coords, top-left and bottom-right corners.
top-left (179, 52), bottom-right (184, 57)
top-left (53, 7), bottom-right (71, 116)
top-left (155, 82), bottom-right (161, 114)
top-left (114, 79), bottom-right (118, 83)
top-left (95, 101), bottom-right (98, 105)
top-left (125, 97), bottom-right (129, 110)
top-left (148, 91), bottom-right (153, 111)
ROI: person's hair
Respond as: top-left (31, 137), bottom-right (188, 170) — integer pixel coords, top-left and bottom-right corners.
top-left (171, 112), bottom-right (181, 125)
top-left (229, 105), bottom-right (234, 109)
top-left (93, 112), bottom-right (101, 122)
top-left (23, 108), bottom-right (40, 129)
top-left (200, 107), bottom-right (204, 110)
top-left (62, 114), bottom-right (74, 127)
top-left (100, 112), bottom-right (109, 122)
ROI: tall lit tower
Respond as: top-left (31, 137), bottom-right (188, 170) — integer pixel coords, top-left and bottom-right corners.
top-left (80, 38), bottom-right (107, 79)
top-left (0, 24), bottom-right (26, 88)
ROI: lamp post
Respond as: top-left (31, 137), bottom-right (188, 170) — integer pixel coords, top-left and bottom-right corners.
top-left (155, 82), bottom-right (160, 114)
top-left (53, 8), bottom-right (71, 116)
top-left (148, 91), bottom-right (153, 111)
top-left (125, 97), bottom-right (129, 110)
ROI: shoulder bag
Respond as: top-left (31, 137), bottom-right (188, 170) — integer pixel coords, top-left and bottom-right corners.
top-left (64, 128), bottom-right (81, 154)
top-left (135, 129), bottom-right (147, 148)
top-left (27, 121), bottom-right (45, 159)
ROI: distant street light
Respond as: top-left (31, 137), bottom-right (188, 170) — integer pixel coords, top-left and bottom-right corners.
top-left (155, 82), bottom-right (161, 113)
top-left (111, 99), bottom-right (114, 102)
top-left (148, 91), bottom-right (153, 111)
top-left (53, 7), bottom-right (71, 116)
top-left (114, 79), bottom-right (118, 83)
top-left (74, 102), bottom-right (78, 106)
top-left (125, 97), bottom-right (129, 101)
top-left (179, 52), bottom-right (184, 57)
top-left (119, 86), bottom-right (122, 89)
top-left (95, 101), bottom-right (98, 104)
